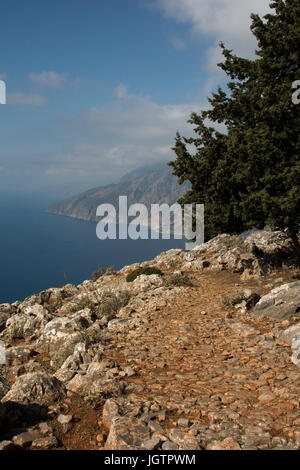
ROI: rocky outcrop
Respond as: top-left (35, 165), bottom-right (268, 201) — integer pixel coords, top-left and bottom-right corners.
top-left (253, 281), bottom-right (300, 320)
top-left (183, 231), bottom-right (299, 277)
top-left (0, 229), bottom-right (299, 450)
top-left (1, 372), bottom-right (66, 405)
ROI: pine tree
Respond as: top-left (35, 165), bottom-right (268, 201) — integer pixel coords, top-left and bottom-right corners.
top-left (169, 0), bottom-right (300, 260)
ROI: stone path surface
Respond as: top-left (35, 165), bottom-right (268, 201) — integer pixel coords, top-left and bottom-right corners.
top-left (97, 272), bottom-right (299, 450)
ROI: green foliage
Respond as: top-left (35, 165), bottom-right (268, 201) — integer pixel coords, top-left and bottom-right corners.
top-left (51, 342), bottom-right (77, 371)
top-left (95, 291), bottom-right (131, 319)
top-left (163, 272), bottom-right (192, 287)
top-left (169, 0), bottom-right (300, 259)
top-left (221, 291), bottom-right (245, 307)
top-left (126, 267), bottom-right (163, 282)
top-left (91, 265), bottom-right (116, 282)
top-left (51, 329), bottom-right (103, 371)
top-left (66, 297), bottom-right (94, 314)
top-left (78, 329), bottom-right (102, 348)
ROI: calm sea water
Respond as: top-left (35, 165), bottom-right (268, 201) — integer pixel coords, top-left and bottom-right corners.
top-left (0, 193), bottom-right (185, 304)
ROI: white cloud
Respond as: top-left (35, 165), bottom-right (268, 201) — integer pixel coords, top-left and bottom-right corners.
top-left (154, 0), bottom-right (271, 68)
top-left (29, 71), bottom-right (67, 88)
top-left (114, 83), bottom-right (130, 100)
top-left (7, 92), bottom-right (47, 106)
top-left (46, 85), bottom-right (206, 183)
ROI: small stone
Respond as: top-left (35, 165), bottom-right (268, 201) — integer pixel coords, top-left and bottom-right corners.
top-left (12, 431), bottom-right (41, 449)
top-left (157, 411), bottom-right (166, 422)
top-left (31, 436), bottom-right (58, 450)
top-left (258, 392), bottom-right (275, 402)
top-left (162, 440), bottom-right (179, 450)
top-left (96, 433), bottom-right (105, 443)
top-left (147, 420), bottom-right (164, 434)
top-left (141, 437), bottom-right (161, 450)
top-left (178, 418), bottom-right (190, 427)
top-left (57, 414), bottom-right (73, 425)
top-left (124, 367), bottom-right (136, 377)
top-left (39, 422), bottom-right (52, 435)
top-left (207, 438), bottom-right (241, 450)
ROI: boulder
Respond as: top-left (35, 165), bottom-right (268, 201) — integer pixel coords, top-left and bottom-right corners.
top-left (6, 346), bottom-right (36, 366)
top-left (35, 308), bottom-right (94, 352)
top-left (1, 372), bottom-right (66, 405)
top-left (105, 417), bottom-right (150, 450)
top-left (278, 324), bottom-right (300, 346)
top-left (253, 281), bottom-right (300, 320)
top-left (102, 399), bottom-right (120, 429)
top-left (244, 230), bottom-right (294, 255)
top-left (5, 309), bottom-right (51, 340)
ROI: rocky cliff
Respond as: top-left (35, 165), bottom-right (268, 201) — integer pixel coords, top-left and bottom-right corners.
top-left (0, 229), bottom-right (299, 450)
top-left (46, 166), bottom-right (190, 223)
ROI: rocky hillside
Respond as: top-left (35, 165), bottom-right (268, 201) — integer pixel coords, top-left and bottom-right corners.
top-left (0, 229), bottom-right (300, 450)
top-left (46, 165), bottom-right (190, 223)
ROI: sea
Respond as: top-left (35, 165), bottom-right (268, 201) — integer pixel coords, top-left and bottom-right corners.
top-left (0, 192), bottom-right (185, 304)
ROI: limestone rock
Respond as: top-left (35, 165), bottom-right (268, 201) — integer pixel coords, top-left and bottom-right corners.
top-left (1, 372), bottom-right (66, 405)
top-left (105, 417), bottom-right (150, 450)
top-left (102, 399), bottom-right (120, 429)
top-left (253, 281), bottom-right (300, 320)
top-left (35, 308), bottom-right (94, 352)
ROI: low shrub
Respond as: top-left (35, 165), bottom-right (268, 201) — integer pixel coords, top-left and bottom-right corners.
top-left (51, 342), bottom-right (77, 371)
top-left (78, 329), bottom-right (102, 348)
top-left (95, 291), bottom-right (131, 319)
top-left (91, 265), bottom-right (116, 282)
top-left (163, 272), bottom-right (192, 287)
top-left (66, 297), bottom-right (94, 314)
top-left (221, 291), bottom-right (245, 307)
top-left (126, 267), bottom-right (163, 283)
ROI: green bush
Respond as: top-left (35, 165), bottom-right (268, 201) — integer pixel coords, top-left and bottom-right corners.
top-left (221, 291), bottom-right (245, 307)
top-left (51, 342), bottom-right (77, 371)
top-left (78, 329), bottom-right (102, 348)
top-left (126, 267), bottom-right (163, 283)
top-left (163, 272), bottom-right (192, 287)
top-left (66, 297), bottom-right (94, 314)
top-left (91, 265), bottom-right (116, 282)
top-left (95, 291), bottom-right (131, 319)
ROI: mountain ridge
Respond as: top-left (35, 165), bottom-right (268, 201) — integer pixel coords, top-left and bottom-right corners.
top-left (46, 166), bottom-right (190, 223)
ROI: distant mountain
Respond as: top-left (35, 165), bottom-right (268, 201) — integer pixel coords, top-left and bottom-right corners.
top-left (46, 165), bottom-right (190, 223)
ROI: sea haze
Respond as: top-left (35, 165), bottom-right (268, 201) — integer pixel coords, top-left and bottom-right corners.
top-left (0, 192), bottom-right (185, 304)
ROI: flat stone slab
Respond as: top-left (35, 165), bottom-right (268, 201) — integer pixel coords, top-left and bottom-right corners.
top-left (253, 281), bottom-right (300, 320)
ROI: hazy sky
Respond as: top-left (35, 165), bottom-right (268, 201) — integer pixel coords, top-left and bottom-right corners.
top-left (0, 0), bottom-right (271, 199)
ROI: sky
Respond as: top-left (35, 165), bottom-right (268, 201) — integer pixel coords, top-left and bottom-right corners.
top-left (0, 0), bottom-right (272, 200)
